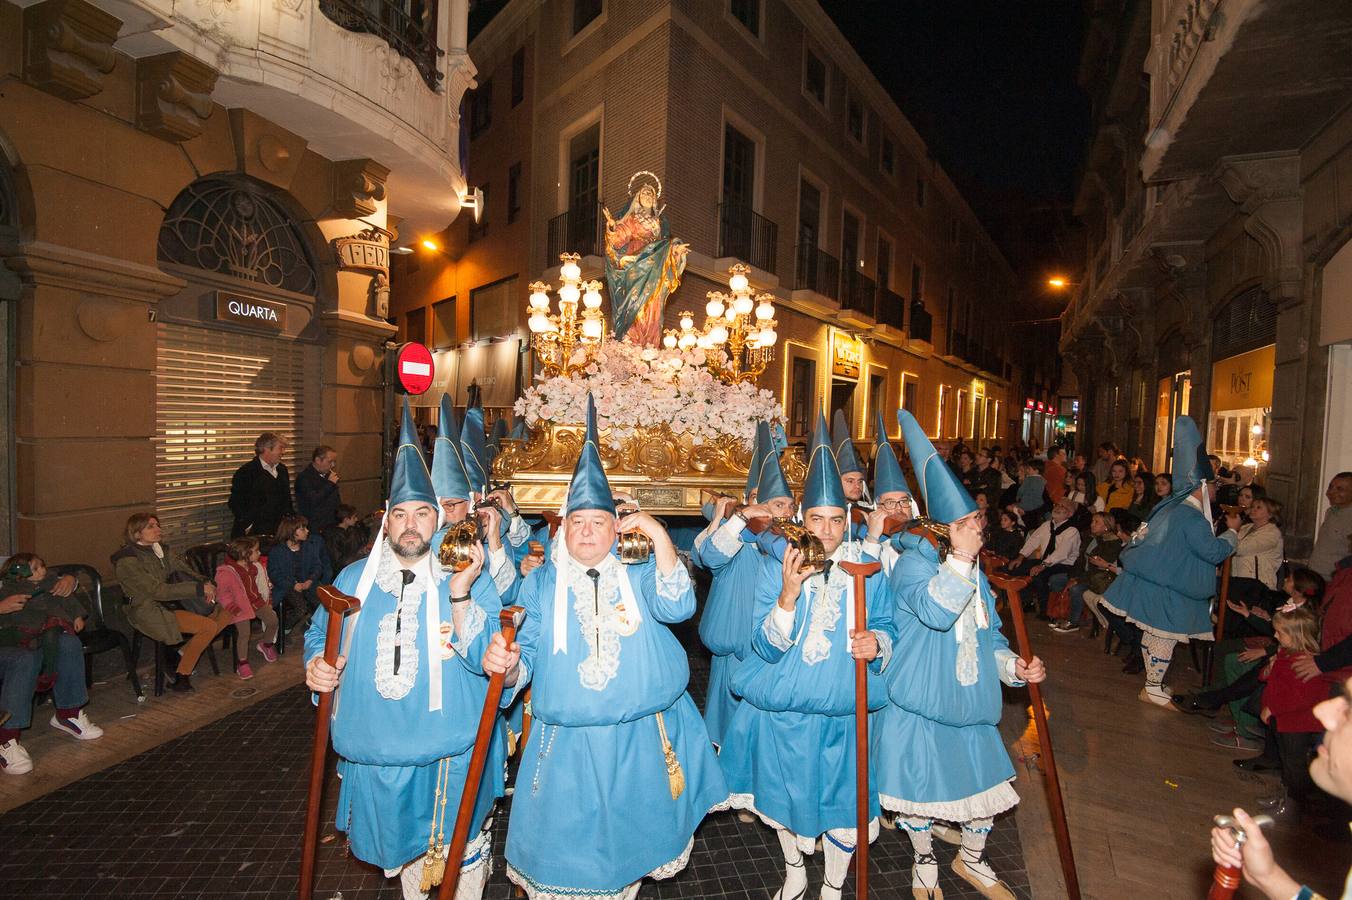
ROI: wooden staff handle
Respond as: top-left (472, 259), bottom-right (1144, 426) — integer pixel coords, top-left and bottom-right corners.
top-left (1207, 864), bottom-right (1242, 899)
top-left (299, 585), bottom-right (363, 899)
top-left (1210, 558), bottom-right (1233, 684)
top-left (438, 606), bottom-right (527, 899)
top-left (839, 560), bottom-right (881, 900)
top-left (987, 572), bottom-right (1081, 900)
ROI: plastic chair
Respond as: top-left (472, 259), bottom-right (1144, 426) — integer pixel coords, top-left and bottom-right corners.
top-left (48, 563), bottom-right (144, 702)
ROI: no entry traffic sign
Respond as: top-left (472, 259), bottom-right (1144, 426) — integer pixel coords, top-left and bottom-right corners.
top-left (395, 342), bottom-right (435, 395)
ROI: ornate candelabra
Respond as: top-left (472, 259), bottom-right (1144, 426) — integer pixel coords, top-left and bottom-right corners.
top-left (663, 264), bottom-right (778, 383)
top-left (527, 252), bottom-right (607, 377)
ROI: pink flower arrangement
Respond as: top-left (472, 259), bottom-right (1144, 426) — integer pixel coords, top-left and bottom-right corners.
top-left (515, 341), bottom-right (782, 450)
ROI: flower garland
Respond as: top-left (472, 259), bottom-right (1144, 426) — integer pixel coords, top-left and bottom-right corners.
top-left (514, 341), bottom-right (782, 450)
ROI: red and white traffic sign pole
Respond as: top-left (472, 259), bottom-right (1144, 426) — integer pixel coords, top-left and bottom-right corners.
top-left (395, 342), bottom-right (435, 395)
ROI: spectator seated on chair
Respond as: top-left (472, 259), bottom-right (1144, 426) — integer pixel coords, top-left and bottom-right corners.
top-left (1005, 498), bottom-right (1082, 619)
top-left (1048, 512), bottom-right (1122, 635)
top-left (113, 512), bottom-right (231, 693)
top-left (214, 537), bottom-right (281, 680)
top-left (0, 553), bottom-right (104, 776)
top-left (266, 514), bottom-right (332, 636)
top-left (986, 509), bottom-right (1025, 562)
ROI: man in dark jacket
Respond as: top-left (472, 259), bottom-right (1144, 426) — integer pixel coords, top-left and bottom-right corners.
top-left (295, 445), bottom-right (341, 532)
top-left (228, 432), bottom-right (292, 538)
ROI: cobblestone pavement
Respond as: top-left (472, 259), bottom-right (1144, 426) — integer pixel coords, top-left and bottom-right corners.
top-left (0, 625), bottom-right (1030, 899)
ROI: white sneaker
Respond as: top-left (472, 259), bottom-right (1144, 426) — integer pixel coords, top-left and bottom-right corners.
top-left (0, 738), bottom-right (32, 775)
top-left (50, 711), bottom-right (104, 740)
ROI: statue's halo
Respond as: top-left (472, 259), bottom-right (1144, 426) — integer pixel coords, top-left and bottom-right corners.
top-left (627, 170), bottom-right (663, 200)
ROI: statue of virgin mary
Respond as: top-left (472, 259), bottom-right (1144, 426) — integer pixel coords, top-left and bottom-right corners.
top-left (603, 172), bottom-right (689, 346)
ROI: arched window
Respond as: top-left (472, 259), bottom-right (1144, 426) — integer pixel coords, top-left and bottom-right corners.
top-left (158, 176), bottom-right (318, 295)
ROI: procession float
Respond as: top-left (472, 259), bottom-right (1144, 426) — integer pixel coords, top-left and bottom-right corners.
top-left (491, 172), bottom-right (804, 514)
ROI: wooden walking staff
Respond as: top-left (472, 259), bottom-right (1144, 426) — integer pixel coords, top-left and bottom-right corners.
top-left (1209, 558), bottom-right (1234, 684)
top-left (438, 606), bottom-right (527, 900)
top-left (299, 585), bottom-right (363, 900)
top-left (986, 570), bottom-right (1081, 900)
top-left (838, 559), bottom-right (881, 900)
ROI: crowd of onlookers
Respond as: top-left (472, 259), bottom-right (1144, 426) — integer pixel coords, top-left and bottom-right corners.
top-left (950, 436), bottom-right (1352, 824)
top-left (0, 432), bottom-right (374, 776)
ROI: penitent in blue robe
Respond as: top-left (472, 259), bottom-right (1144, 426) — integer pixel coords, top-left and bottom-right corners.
top-left (872, 540), bottom-right (1025, 821)
top-left (719, 542), bottom-right (896, 843)
top-left (1100, 496), bottom-right (1237, 641)
top-left (691, 514), bottom-right (764, 747)
top-left (303, 551), bottom-right (508, 872)
top-left (504, 553), bottom-right (729, 898)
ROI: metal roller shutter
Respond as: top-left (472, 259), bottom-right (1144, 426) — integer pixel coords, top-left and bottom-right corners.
top-left (155, 322), bottom-right (320, 547)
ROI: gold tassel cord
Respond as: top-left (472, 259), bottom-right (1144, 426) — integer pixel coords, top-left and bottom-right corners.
top-left (656, 711), bottom-right (685, 800)
top-left (420, 757), bottom-right (452, 891)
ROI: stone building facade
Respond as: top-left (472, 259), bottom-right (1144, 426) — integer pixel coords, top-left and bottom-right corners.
top-left (0, 0), bottom-right (476, 566)
top-left (391, 0), bottom-right (1059, 458)
top-left (1064, 0), bottom-right (1352, 557)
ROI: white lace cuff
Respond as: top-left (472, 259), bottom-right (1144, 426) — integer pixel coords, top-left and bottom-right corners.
top-left (872, 629), bottom-right (893, 673)
top-left (995, 647), bottom-right (1024, 686)
top-left (927, 564), bottom-right (976, 614)
top-left (507, 513), bottom-right (531, 547)
top-left (490, 547), bottom-right (515, 594)
top-left (451, 600), bottom-right (487, 658)
top-left (710, 516), bottom-right (745, 556)
top-left (765, 605), bottom-right (795, 651)
top-left (655, 560), bottom-right (691, 603)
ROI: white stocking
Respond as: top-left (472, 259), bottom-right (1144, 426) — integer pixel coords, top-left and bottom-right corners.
top-left (959, 818), bottom-right (999, 886)
top-left (899, 816), bottom-right (940, 891)
top-left (774, 828), bottom-right (808, 900)
top-left (1141, 632), bottom-right (1176, 695)
top-left (821, 829), bottom-right (856, 900)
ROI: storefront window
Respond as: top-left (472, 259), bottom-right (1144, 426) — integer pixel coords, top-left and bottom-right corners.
top-left (1208, 344), bottom-right (1274, 470)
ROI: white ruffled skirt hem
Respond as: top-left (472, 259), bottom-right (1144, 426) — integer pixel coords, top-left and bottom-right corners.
top-left (878, 779), bottom-right (1019, 821)
top-left (727, 793), bottom-right (879, 854)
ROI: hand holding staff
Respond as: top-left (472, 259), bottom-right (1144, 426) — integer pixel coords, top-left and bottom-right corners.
top-left (839, 559), bottom-right (881, 900)
top-left (438, 606), bottom-right (527, 900)
top-left (1209, 810), bottom-right (1276, 900)
top-left (299, 585), bottom-right (363, 899)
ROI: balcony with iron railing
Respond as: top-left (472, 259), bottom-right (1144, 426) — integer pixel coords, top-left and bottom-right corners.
top-left (718, 203), bottom-right (778, 274)
top-left (546, 204), bottom-right (604, 266)
top-left (320, 0), bottom-right (442, 89)
top-left (908, 300), bottom-right (933, 345)
top-left (876, 288), bottom-right (905, 330)
top-left (793, 244), bottom-right (842, 302)
top-left (838, 268), bottom-right (877, 326)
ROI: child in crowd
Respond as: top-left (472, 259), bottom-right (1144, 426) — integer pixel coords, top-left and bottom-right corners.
top-left (987, 508), bottom-right (1025, 561)
top-left (1015, 459), bottom-right (1049, 524)
top-left (1051, 511), bottom-right (1123, 635)
top-left (213, 538), bottom-right (281, 679)
top-left (267, 514), bottom-right (332, 635)
top-left (1258, 605), bottom-right (1331, 812)
top-left (322, 504), bottom-right (370, 571)
top-left (0, 554), bottom-right (87, 690)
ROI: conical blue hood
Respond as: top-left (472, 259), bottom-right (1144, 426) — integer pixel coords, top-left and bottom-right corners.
top-left (461, 399), bottom-right (489, 493)
top-left (831, 409), bottom-right (864, 476)
top-left (744, 422), bottom-right (770, 499)
top-left (872, 408), bottom-right (911, 497)
top-left (488, 416), bottom-right (510, 459)
top-left (389, 397), bottom-right (438, 509)
top-left (432, 394), bottom-right (471, 501)
top-left (897, 409), bottom-right (976, 524)
top-left (509, 415), bottom-right (529, 441)
top-left (755, 435), bottom-right (793, 504)
top-left (565, 394), bottom-right (616, 515)
top-left (1172, 415), bottom-right (1210, 497)
top-left (803, 410), bottom-right (847, 511)
top-left (771, 422), bottom-right (789, 453)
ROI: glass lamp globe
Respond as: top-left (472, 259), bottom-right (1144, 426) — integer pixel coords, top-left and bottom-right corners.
top-left (758, 328), bottom-right (778, 346)
top-left (528, 313), bottom-right (551, 333)
top-left (679, 313), bottom-right (695, 331)
top-left (709, 324), bottom-right (729, 345)
top-left (559, 283), bottom-right (580, 306)
top-left (706, 297), bottom-right (725, 319)
top-left (755, 300), bottom-right (775, 321)
top-left (581, 317), bottom-right (603, 339)
top-left (583, 286), bottom-right (602, 309)
top-left (733, 293), bottom-right (754, 317)
top-left (663, 333), bottom-right (678, 349)
top-left (561, 260), bottom-right (582, 282)
top-left (678, 333), bottom-right (697, 351)
top-left (530, 290), bottom-right (550, 310)
top-left (729, 271), bottom-right (749, 293)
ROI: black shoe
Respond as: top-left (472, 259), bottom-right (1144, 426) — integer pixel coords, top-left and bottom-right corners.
top-left (1171, 693), bottom-right (1221, 716)
top-left (169, 674), bottom-right (194, 693)
top-left (1122, 655), bottom-right (1144, 675)
top-left (1233, 755), bottom-right (1280, 772)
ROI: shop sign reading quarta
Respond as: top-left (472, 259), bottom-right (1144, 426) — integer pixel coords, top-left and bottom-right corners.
top-left (215, 291), bottom-right (286, 331)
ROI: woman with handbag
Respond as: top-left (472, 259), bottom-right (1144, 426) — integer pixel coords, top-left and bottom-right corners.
top-left (112, 513), bottom-right (231, 692)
